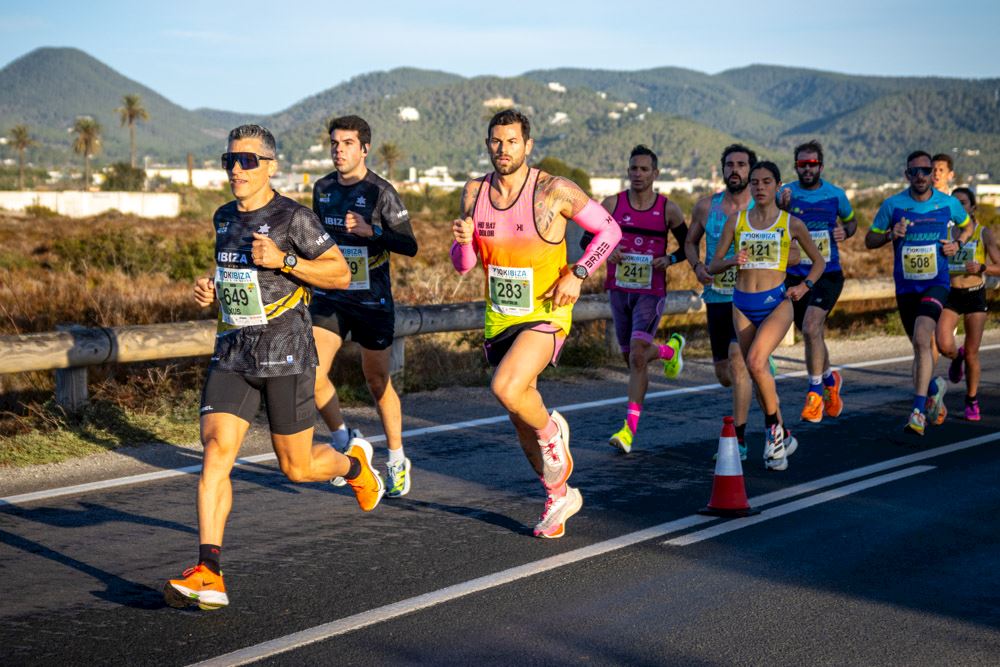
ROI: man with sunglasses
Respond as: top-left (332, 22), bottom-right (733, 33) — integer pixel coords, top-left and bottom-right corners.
top-left (778, 140), bottom-right (856, 424)
top-left (310, 115), bottom-right (418, 497)
top-left (165, 124), bottom-right (384, 611)
top-left (866, 150), bottom-right (971, 435)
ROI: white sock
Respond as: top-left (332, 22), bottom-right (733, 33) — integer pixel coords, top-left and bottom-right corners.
top-left (331, 425), bottom-right (349, 449)
top-left (387, 447), bottom-right (406, 464)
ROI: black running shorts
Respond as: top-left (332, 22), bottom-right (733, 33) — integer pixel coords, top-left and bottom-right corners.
top-left (311, 300), bottom-right (395, 351)
top-left (786, 271), bottom-right (844, 331)
top-left (200, 367), bottom-right (316, 435)
top-left (896, 285), bottom-right (950, 340)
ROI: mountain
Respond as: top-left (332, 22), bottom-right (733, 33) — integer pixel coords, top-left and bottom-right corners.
top-left (2, 47), bottom-right (998, 181)
top-left (0, 47), bottom-right (243, 165)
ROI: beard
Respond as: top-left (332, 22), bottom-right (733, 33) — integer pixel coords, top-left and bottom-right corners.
top-left (492, 152), bottom-right (524, 175)
top-left (725, 174), bottom-right (749, 194)
top-left (798, 172), bottom-right (819, 187)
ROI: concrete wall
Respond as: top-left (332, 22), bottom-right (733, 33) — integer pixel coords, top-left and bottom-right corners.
top-left (0, 191), bottom-right (181, 218)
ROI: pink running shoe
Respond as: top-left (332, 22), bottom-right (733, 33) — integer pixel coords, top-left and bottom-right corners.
top-left (533, 486), bottom-right (583, 538)
top-left (965, 400), bottom-right (981, 422)
top-left (948, 347), bottom-right (965, 384)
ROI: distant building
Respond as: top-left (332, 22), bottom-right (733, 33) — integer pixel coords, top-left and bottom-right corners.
top-left (548, 82), bottom-right (567, 93)
top-left (549, 112), bottom-right (569, 126)
top-left (398, 107), bottom-right (420, 122)
top-left (146, 167), bottom-right (228, 189)
top-left (483, 96), bottom-right (515, 108)
top-left (974, 183), bottom-right (1000, 205)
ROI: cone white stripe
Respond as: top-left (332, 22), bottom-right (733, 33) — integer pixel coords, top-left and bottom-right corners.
top-left (713, 435), bottom-right (743, 476)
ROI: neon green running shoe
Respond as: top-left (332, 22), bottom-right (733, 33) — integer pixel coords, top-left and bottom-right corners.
top-left (609, 421), bottom-right (634, 454)
top-left (768, 355), bottom-right (778, 377)
top-left (662, 333), bottom-right (686, 379)
top-left (385, 457), bottom-right (411, 498)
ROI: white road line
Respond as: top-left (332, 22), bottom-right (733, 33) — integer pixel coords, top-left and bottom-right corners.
top-left (3, 344), bottom-right (998, 507)
top-left (188, 435), bottom-right (995, 667)
top-left (665, 465), bottom-right (936, 546)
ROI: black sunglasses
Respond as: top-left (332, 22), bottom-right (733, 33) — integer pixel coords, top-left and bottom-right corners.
top-left (906, 166), bottom-right (932, 178)
top-left (221, 152), bottom-right (275, 171)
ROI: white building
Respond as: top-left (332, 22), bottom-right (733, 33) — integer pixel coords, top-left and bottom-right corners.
top-left (974, 183), bottom-right (1000, 205)
top-left (398, 107), bottom-right (420, 122)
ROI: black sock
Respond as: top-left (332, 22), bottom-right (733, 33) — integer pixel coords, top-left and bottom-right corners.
top-left (735, 423), bottom-right (747, 444)
top-left (344, 456), bottom-right (362, 480)
top-left (966, 394), bottom-right (978, 405)
top-left (199, 544), bottom-right (221, 574)
top-left (765, 412), bottom-right (779, 427)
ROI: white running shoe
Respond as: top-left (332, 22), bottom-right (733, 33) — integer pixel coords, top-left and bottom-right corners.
top-left (533, 486), bottom-right (583, 538)
top-left (539, 411), bottom-right (573, 489)
top-left (763, 423), bottom-right (790, 471)
top-left (385, 457), bottom-right (411, 498)
top-left (332, 428), bottom-right (364, 487)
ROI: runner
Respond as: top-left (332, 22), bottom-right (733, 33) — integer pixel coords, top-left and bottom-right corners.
top-left (451, 109), bottom-right (620, 537)
top-left (937, 187), bottom-right (999, 421)
top-left (165, 125), bottom-right (383, 611)
top-left (686, 144), bottom-right (757, 459)
top-left (777, 140), bottom-right (856, 423)
top-left (865, 150), bottom-right (971, 435)
top-left (310, 115), bottom-right (418, 497)
top-left (587, 145), bottom-right (687, 453)
top-left (708, 161), bottom-right (826, 470)
top-left (932, 153), bottom-right (955, 193)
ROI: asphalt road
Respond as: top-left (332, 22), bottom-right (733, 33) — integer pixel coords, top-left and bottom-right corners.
top-left (2, 336), bottom-right (999, 666)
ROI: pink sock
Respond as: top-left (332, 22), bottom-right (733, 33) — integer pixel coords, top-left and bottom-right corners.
top-left (542, 478), bottom-right (567, 497)
top-left (658, 344), bottom-right (674, 360)
top-left (626, 402), bottom-right (642, 433)
top-left (535, 417), bottom-right (558, 443)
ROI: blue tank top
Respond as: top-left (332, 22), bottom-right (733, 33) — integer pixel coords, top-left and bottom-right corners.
top-left (703, 191), bottom-right (754, 304)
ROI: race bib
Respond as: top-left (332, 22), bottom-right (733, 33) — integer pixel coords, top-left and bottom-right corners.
top-left (341, 246), bottom-right (370, 290)
top-left (739, 230), bottom-right (781, 270)
top-left (215, 266), bottom-right (267, 327)
top-left (902, 244), bottom-right (938, 280)
top-left (799, 230), bottom-right (831, 265)
top-left (488, 265), bottom-right (533, 316)
top-left (712, 264), bottom-right (738, 295)
top-left (948, 241), bottom-right (977, 274)
top-left (615, 253), bottom-right (653, 289)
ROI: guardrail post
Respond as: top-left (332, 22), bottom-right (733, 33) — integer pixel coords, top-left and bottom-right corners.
top-left (389, 336), bottom-right (405, 393)
top-left (54, 324), bottom-right (88, 412)
top-left (604, 320), bottom-right (620, 357)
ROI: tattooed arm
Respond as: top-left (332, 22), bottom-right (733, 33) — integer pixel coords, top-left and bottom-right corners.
top-left (450, 178), bottom-right (483, 274)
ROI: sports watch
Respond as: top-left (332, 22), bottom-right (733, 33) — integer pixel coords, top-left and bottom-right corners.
top-left (804, 279), bottom-right (815, 290)
top-left (571, 264), bottom-right (589, 280)
top-left (281, 252), bottom-right (298, 273)
top-left (371, 225), bottom-right (384, 239)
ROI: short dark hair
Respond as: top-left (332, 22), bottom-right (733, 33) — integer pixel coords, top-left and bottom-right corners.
top-left (228, 124), bottom-right (276, 157)
top-left (952, 186), bottom-right (976, 207)
top-left (629, 144), bottom-right (658, 170)
top-left (751, 160), bottom-right (782, 183)
top-left (794, 140), bottom-right (824, 164)
top-left (328, 115), bottom-right (372, 146)
top-left (906, 150), bottom-right (932, 165)
top-left (487, 109), bottom-right (531, 141)
top-left (932, 153), bottom-right (954, 170)
top-left (721, 143), bottom-right (757, 169)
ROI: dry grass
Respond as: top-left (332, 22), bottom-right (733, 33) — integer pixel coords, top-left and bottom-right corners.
top-left (0, 197), bottom-right (996, 465)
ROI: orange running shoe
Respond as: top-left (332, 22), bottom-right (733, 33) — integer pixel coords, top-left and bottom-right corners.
top-left (345, 437), bottom-right (385, 512)
top-left (823, 370), bottom-right (844, 417)
top-left (933, 403), bottom-right (947, 426)
top-left (164, 564), bottom-right (228, 610)
top-left (801, 391), bottom-right (824, 423)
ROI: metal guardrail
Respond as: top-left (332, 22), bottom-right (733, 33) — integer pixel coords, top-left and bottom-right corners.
top-left (1, 277), bottom-right (992, 411)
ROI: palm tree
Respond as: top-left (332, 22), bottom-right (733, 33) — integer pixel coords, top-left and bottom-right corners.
top-left (116, 94), bottom-right (148, 168)
top-left (9, 125), bottom-right (35, 190)
top-left (72, 117), bottom-right (102, 189)
top-left (377, 142), bottom-right (403, 181)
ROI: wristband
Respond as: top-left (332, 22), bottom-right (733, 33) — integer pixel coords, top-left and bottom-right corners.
top-left (668, 252), bottom-right (679, 266)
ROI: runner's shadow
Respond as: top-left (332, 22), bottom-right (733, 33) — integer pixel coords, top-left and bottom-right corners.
top-left (0, 501), bottom-right (196, 534)
top-left (395, 498), bottom-right (530, 536)
top-left (0, 528), bottom-right (164, 609)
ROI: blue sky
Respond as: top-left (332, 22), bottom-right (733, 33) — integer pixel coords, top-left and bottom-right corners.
top-left (2, 0), bottom-right (997, 115)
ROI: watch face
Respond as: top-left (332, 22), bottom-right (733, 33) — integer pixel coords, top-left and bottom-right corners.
top-left (284, 254), bottom-right (297, 267)
top-left (573, 265), bottom-right (588, 279)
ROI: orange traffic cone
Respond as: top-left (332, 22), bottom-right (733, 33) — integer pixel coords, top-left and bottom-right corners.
top-left (699, 416), bottom-right (759, 517)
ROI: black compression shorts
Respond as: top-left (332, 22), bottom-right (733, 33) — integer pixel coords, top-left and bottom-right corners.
top-left (310, 300), bottom-right (395, 351)
top-left (786, 271), bottom-right (844, 331)
top-left (200, 367), bottom-right (316, 435)
top-left (706, 301), bottom-right (737, 363)
top-left (896, 285), bottom-right (949, 340)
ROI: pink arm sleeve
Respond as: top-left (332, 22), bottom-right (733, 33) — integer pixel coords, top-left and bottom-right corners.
top-left (450, 240), bottom-right (477, 274)
top-left (574, 199), bottom-right (622, 273)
